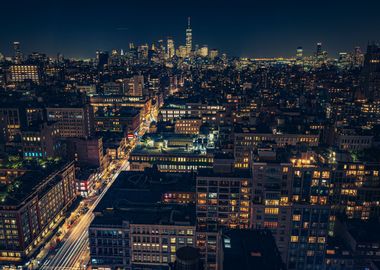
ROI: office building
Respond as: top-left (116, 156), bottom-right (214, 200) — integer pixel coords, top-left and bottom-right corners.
top-left (0, 161), bottom-right (76, 265)
top-left (89, 169), bottom-right (196, 269)
top-left (250, 148), bottom-right (331, 270)
top-left (13, 42), bottom-right (22, 64)
top-left (175, 118), bottom-right (202, 135)
top-left (234, 126), bottom-right (319, 168)
top-left (46, 104), bottom-right (94, 138)
top-left (361, 43), bottom-right (380, 100)
top-left (21, 121), bottom-right (61, 159)
top-left (129, 135), bottom-right (213, 172)
top-left (167, 38), bottom-right (175, 59)
top-left (7, 65), bottom-right (41, 84)
top-left (96, 51), bottom-right (109, 70)
top-left (186, 17), bottom-right (192, 57)
top-left (196, 158), bottom-right (251, 270)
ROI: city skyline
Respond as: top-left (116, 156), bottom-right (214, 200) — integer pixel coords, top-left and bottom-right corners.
top-left (1, 0), bottom-right (380, 58)
top-left (1, 2), bottom-right (380, 270)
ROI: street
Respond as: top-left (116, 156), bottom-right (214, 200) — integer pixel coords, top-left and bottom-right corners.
top-left (39, 159), bottom-right (129, 270)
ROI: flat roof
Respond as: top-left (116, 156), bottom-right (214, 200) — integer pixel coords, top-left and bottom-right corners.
top-left (222, 229), bottom-right (284, 270)
top-left (130, 145), bottom-right (210, 156)
top-left (197, 168), bottom-right (251, 178)
top-left (0, 159), bottom-right (71, 207)
top-left (92, 169), bottom-right (196, 226)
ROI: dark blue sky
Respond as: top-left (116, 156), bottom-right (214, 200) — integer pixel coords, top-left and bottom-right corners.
top-left (1, 0), bottom-right (379, 58)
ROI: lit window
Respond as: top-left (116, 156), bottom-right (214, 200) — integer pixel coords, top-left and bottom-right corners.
top-left (291, 236), bottom-right (299, 242)
top-left (293, 215), bottom-right (301, 221)
top-left (318, 237), bottom-right (326, 243)
top-left (265, 208), bottom-right (279, 215)
top-left (308, 237), bottom-right (316, 243)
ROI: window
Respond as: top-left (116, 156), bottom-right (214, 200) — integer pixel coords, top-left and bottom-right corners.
top-left (308, 237), bottom-right (316, 243)
top-left (265, 208), bottom-right (279, 215)
top-left (264, 221), bottom-right (278, 228)
top-left (318, 237), bottom-right (325, 243)
top-left (293, 215), bottom-right (301, 221)
top-left (265, 200), bottom-right (279, 206)
top-left (291, 236), bottom-right (299, 242)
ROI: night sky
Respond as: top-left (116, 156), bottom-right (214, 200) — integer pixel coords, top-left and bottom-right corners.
top-left (1, 0), bottom-right (379, 58)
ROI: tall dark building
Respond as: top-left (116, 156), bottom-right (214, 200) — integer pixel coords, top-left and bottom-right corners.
top-left (316, 42), bottom-right (322, 57)
top-left (296, 46), bottom-right (303, 60)
top-left (13, 41), bottom-right (22, 64)
top-left (361, 43), bottom-right (380, 100)
top-left (96, 51), bottom-right (109, 70)
top-left (186, 17), bottom-right (192, 57)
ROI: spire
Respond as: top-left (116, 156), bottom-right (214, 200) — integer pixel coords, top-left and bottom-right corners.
top-left (188, 17), bottom-right (191, 28)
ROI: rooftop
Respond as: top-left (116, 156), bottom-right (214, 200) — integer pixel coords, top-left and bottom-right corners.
top-left (0, 159), bottom-right (70, 207)
top-left (92, 169), bottom-right (196, 226)
top-left (222, 229), bottom-right (285, 270)
top-left (197, 168), bottom-right (251, 178)
top-left (131, 145), bottom-right (209, 157)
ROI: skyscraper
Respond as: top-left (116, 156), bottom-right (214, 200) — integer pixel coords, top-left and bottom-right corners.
top-left (316, 42), bottom-right (322, 57)
top-left (361, 43), bottom-right (380, 100)
top-left (296, 47), bottom-right (303, 65)
top-left (167, 37), bottom-right (175, 59)
top-left (13, 41), bottom-right (22, 64)
top-left (353, 46), bottom-right (364, 67)
top-left (186, 17), bottom-right (192, 57)
top-left (96, 50), bottom-right (109, 70)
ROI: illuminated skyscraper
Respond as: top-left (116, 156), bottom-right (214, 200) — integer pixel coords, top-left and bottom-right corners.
top-left (13, 41), bottom-right (22, 64)
top-left (353, 46), bottom-right (364, 67)
top-left (186, 17), bottom-right (192, 57)
top-left (167, 37), bottom-right (175, 59)
top-left (198, 45), bottom-right (208, 57)
top-left (316, 42), bottom-right (322, 57)
top-left (209, 49), bottom-right (218, 60)
top-left (296, 46), bottom-right (303, 60)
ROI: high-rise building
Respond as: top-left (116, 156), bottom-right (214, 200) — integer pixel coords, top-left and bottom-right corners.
top-left (353, 46), bottom-right (364, 67)
top-left (316, 42), bottom-right (323, 57)
top-left (96, 51), bottom-right (109, 70)
top-left (127, 75), bottom-right (144, 96)
top-left (21, 121), bottom-right (61, 159)
top-left (250, 149), bottom-right (331, 270)
top-left (361, 43), bottom-right (380, 100)
top-left (198, 45), bottom-right (208, 58)
top-left (209, 49), bottom-right (218, 60)
top-left (177, 46), bottom-right (188, 58)
top-left (13, 41), bottom-right (22, 64)
top-left (186, 17), bottom-right (192, 57)
top-left (7, 65), bottom-right (41, 84)
top-left (167, 37), bottom-right (175, 59)
top-left (196, 157), bottom-right (251, 269)
top-left (296, 46), bottom-right (303, 60)
top-left (46, 104), bottom-right (94, 138)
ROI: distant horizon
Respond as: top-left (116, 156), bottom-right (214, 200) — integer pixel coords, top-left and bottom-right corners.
top-left (1, 0), bottom-right (379, 59)
top-left (0, 41), bottom-right (372, 60)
